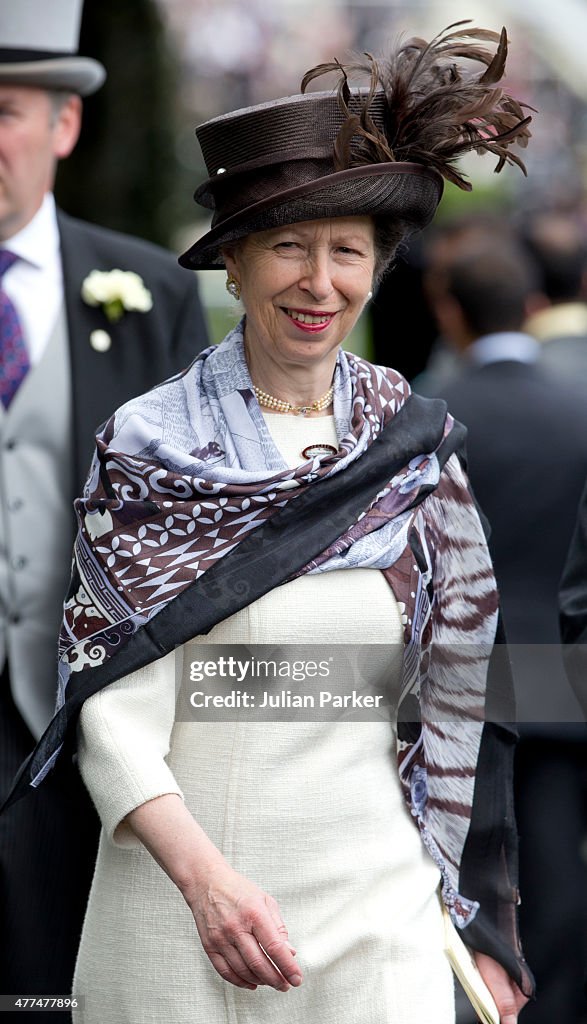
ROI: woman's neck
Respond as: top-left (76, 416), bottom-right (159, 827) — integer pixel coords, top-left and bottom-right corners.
top-left (244, 338), bottom-right (337, 417)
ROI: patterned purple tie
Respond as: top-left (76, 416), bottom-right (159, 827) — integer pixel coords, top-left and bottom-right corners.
top-left (0, 249), bottom-right (29, 409)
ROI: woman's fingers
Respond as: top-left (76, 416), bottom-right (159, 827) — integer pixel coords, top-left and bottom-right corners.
top-left (235, 932), bottom-right (292, 990)
top-left (266, 904), bottom-right (299, 963)
top-left (251, 913), bottom-right (303, 986)
top-left (202, 910), bottom-right (302, 990)
top-left (190, 863), bottom-right (303, 991)
top-left (204, 927), bottom-right (297, 991)
top-left (215, 943), bottom-right (264, 988)
top-left (473, 952), bottom-right (529, 1024)
top-left (208, 951), bottom-right (257, 990)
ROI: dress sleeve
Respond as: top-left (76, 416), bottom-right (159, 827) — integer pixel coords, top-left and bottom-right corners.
top-left (77, 649), bottom-right (183, 848)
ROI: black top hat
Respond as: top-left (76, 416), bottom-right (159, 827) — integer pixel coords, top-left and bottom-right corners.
top-left (180, 24), bottom-right (531, 271)
top-left (0, 0), bottom-right (105, 96)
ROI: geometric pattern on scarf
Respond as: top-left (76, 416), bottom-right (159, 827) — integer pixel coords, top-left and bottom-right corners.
top-left (57, 320), bottom-right (435, 693)
top-left (0, 250), bottom-right (29, 409)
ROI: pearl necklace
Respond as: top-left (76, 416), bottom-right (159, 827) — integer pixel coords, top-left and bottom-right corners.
top-left (253, 384), bottom-right (334, 416)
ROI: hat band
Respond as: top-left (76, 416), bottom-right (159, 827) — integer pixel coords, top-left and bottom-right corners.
top-left (0, 48), bottom-right (73, 62)
top-left (179, 161), bottom-right (444, 269)
top-left (210, 156), bottom-right (345, 225)
top-left (195, 145), bottom-right (334, 208)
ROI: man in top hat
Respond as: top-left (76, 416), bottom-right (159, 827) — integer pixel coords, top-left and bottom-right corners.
top-left (0, 0), bottom-right (209, 1011)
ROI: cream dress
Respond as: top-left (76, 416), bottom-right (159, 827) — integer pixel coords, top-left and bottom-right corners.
top-left (72, 415), bottom-right (455, 1023)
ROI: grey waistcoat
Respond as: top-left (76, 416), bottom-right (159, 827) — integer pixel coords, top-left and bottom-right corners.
top-left (0, 306), bottom-right (74, 739)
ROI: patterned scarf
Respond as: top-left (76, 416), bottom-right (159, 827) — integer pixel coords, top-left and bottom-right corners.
top-left (2, 321), bottom-right (531, 994)
top-left (58, 320), bottom-right (444, 694)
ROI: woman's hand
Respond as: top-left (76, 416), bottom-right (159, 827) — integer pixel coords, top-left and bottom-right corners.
top-left (184, 859), bottom-right (303, 991)
top-left (473, 951), bottom-right (529, 1024)
top-left (124, 793), bottom-right (303, 992)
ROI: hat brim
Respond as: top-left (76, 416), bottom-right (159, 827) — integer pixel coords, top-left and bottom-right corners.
top-left (0, 57), bottom-right (106, 96)
top-left (179, 162), bottom-right (443, 271)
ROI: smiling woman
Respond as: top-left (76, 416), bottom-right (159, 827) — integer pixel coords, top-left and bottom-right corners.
top-left (223, 217), bottom-right (375, 408)
top-left (8, 22), bottom-right (535, 1024)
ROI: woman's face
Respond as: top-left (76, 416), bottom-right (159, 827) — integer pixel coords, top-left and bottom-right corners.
top-left (224, 216), bottom-right (375, 379)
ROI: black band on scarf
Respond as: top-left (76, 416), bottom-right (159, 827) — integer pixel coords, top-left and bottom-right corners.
top-left (2, 393), bottom-right (459, 809)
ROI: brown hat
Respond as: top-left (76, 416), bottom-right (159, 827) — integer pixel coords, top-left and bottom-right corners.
top-left (180, 23), bottom-right (531, 271)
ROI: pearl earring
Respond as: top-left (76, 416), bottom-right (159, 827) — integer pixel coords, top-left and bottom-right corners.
top-left (226, 274), bottom-right (241, 300)
top-left (367, 290), bottom-right (373, 301)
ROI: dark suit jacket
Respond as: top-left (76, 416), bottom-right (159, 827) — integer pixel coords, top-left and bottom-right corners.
top-left (560, 478), bottom-right (587, 719)
top-left (58, 210), bottom-right (209, 493)
top-left (540, 332), bottom-right (587, 389)
top-left (438, 357), bottom-right (587, 731)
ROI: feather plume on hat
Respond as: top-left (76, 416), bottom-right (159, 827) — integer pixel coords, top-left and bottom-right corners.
top-left (180, 21), bottom-right (532, 269)
top-left (300, 21), bottom-right (532, 192)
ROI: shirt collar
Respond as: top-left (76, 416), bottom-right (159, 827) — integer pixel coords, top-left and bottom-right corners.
top-left (467, 332), bottom-right (540, 367)
top-left (1, 192), bottom-right (60, 271)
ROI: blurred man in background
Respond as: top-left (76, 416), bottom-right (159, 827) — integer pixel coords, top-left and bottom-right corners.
top-left (412, 214), bottom-right (520, 396)
top-left (0, 0), bottom-right (208, 1012)
top-left (523, 210), bottom-right (587, 384)
top-left (425, 233), bottom-right (587, 1024)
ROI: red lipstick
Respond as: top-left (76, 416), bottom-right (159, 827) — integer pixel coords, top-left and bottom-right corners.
top-left (281, 307), bottom-right (335, 333)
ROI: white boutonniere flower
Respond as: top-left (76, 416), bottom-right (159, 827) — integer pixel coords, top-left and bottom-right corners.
top-left (81, 269), bottom-right (153, 323)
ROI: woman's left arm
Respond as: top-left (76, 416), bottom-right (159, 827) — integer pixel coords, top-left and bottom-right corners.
top-left (474, 952), bottom-right (529, 1024)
